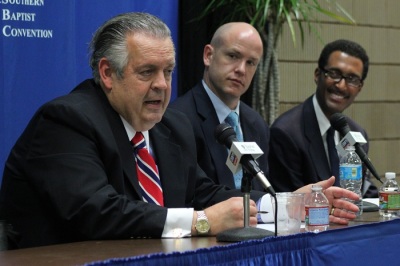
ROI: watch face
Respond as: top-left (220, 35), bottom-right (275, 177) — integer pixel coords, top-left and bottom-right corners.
top-left (196, 219), bottom-right (210, 234)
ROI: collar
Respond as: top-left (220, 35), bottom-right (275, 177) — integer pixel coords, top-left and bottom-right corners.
top-left (202, 80), bottom-right (240, 123)
top-left (120, 115), bottom-right (150, 148)
top-left (312, 94), bottom-right (331, 137)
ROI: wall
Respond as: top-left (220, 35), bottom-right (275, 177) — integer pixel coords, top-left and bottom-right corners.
top-left (276, 0), bottom-right (400, 186)
top-left (0, 1), bottom-right (179, 184)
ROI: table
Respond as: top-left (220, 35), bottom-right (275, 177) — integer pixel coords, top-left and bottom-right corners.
top-left (0, 211), bottom-right (396, 266)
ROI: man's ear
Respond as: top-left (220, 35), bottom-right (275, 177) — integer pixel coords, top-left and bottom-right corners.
top-left (314, 68), bottom-right (320, 84)
top-left (99, 58), bottom-right (113, 90)
top-left (203, 44), bottom-right (214, 67)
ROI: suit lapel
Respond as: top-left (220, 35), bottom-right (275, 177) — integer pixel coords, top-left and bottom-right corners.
top-left (150, 123), bottom-right (186, 207)
top-left (239, 106), bottom-right (266, 191)
top-left (240, 106), bottom-right (259, 144)
top-left (113, 123), bottom-right (141, 195)
top-left (193, 85), bottom-right (235, 188)
top-left (303, 97), bottom-right (331, 181)
top-left (96, 87), bottom-right (143, 198)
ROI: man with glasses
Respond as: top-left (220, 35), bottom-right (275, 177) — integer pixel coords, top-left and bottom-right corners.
top-left (268, 39), bottom-right (378, 198)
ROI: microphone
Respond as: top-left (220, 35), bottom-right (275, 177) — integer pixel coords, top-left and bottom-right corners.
top-left (330, 113), bottom-right (383, 183)
top-left (215, 123), bottom-right (276, 196)
top-left (335, 131), bottom-right (367, 156)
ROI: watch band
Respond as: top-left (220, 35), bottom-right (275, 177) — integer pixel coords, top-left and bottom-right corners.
top-left (195, 211), bottom-right (210, 235)
top-left (197, 211), bottom-right (208, 221)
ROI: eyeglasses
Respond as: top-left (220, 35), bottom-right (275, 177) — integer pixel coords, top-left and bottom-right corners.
top-left (320, 68), bottom-right (363, 88)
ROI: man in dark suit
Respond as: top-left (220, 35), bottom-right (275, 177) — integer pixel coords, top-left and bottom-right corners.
top-left (269, 39), bottom-right (378, 198)
top-left (0, 14), bottom-right (360, 249)
top-left (0, 13), bottom-right (266, 248)
top-left (170, 22), bottom-right (269, 191)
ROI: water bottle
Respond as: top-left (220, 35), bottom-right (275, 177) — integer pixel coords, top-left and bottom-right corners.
top-left (305, 185), bottom-right (329, 233)
top-left (339, 145), bottom-right (363, 217)
top-left (379, 172), bottom-right (400, 218)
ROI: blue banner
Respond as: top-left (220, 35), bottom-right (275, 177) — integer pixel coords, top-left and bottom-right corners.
top-left (0, 0), bottom-right (179, 182)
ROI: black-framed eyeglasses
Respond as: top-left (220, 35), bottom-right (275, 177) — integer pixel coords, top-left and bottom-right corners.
top-left (320, 67), bottom-right (363, 88)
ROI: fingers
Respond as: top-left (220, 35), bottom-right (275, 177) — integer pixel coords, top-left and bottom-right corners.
top-left (295, 176), bottom-right (335, 194)
top-left (328, 196), bottom-right (359, 225)
top-left (331, 197), bottom-right (359, 213)
top-left (329, 207), bottom-right (357, 225)
top-left (334, 188), bottom-right (360, 201)
top-left (324, 187), bottom-right (360, 207)
top-left (205, 197), bottom-right (258, 234)
top-left (249, 216), bottom-right (258, 227)
top-left (322, 185), bottom-right (360, 225)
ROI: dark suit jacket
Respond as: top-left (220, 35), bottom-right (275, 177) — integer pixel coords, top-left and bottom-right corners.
top-left (169, 82), bottom-right (270, 191)
top-left (0, 79), bottom-right (265, 248)
top-left (268, 95), bottom-right (377, 196)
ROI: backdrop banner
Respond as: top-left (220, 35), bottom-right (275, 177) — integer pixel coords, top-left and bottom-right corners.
top-left (0, 0), bottom-right (179, 182)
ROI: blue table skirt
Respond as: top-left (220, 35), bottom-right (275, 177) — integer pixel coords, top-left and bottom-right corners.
top-left (87, 219), bottom-right (400, 266)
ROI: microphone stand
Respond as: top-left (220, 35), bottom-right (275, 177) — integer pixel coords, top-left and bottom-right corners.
top-left (216, 172), bottom-right (275, 242)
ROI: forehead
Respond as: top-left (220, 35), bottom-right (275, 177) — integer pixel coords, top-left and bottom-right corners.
top-left (327, 51), bottom-right (363, 74)
top-left (219, 31), bottom-right (263, 59)
top-left (127, 33), bottom-right (175, 65)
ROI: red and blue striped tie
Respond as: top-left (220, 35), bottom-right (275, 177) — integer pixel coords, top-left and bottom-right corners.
top-left (132, 132), bottom-right (164, 206)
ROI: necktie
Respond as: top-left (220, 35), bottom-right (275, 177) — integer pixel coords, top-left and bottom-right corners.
top-left (327, 127), bottom-right (340, 186)
top-left (132, 132), bottom-right (164, 206)
top-left (225, 112), bottom-right (243, 189)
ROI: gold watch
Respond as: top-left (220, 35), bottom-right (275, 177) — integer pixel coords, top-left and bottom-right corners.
top-left (195, 211), bottom-right (210, 235)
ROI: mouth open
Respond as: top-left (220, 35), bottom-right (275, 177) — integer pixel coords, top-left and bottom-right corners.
top-left (145, 100), bottom-right (161, 104)
top-left (327, 88), bottom-right (347, 102)
top-left (330, 93), bottom-right (345, 101)
top-left (144, 100), bottom-right (163, 109)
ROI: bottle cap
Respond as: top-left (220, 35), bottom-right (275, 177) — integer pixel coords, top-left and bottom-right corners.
top-left (385, 172), bottom-right (396, 179)
top-left (311, 184), bottom-right (322, 191)
top-left (345, 145), bottom-right (355, 151)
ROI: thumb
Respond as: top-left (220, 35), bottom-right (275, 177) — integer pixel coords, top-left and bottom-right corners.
top-left (315, 176), bottom-right (335, 190)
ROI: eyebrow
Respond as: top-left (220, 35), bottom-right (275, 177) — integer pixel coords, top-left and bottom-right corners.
top-left (227, 48), bottom-right (260, 62)
top-left (327, 67), bottom-right (361, 79)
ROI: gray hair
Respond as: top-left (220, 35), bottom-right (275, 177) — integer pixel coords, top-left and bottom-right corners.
top-left (89, 12), bottom-right (173, 84)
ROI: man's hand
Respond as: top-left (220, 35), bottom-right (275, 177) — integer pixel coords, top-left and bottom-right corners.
top-left (296, 176), bottom-right (359, 225)
top-left (192, 197), bottom-right (257, 236)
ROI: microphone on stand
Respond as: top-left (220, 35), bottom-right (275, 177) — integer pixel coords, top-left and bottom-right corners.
top-left (213, 123), bottom-right (276, 242)
top-left (330, 113), bottom-right (382, 183)
top-left (214, 123), bottom-right (276, 196)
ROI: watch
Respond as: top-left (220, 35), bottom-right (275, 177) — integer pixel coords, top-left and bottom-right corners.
top-left (195, 211), bottom-right (210, 235)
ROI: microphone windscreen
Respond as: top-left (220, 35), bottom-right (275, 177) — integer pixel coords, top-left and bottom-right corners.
top-left (214, 123), bottom-right (236, 147)
top-left (330, 113), bottom-right (350, 136)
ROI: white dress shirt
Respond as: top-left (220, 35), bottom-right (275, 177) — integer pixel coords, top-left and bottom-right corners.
top-left (312, 94), bottom-right (339, 167)
top-left (121, 116), bottom-right (192, 238)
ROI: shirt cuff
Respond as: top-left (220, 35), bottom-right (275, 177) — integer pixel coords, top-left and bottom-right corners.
top-left (257, 194), bottom-right (274, 223)
top-left (161, 208), bottom-right (193, 238)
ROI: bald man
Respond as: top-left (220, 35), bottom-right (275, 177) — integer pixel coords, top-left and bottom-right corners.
top-left (170, 22), bottom-right (269, 191)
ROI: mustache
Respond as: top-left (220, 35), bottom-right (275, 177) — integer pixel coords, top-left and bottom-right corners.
top-left (327, 86), bottom-right (348, 98)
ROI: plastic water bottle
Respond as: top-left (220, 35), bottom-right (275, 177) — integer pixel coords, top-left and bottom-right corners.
top-left (305, 185), bottom-right (329, 233)
top-left (379, 172), bottom-right (400, 218)
top-left (339, 145), bottom-right (363, 217)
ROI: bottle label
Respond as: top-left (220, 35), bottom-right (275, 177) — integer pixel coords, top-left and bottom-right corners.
top-left (305, 206), bottom-right (329, 226)
top-left (379, 192), bottom-right (400, 210)
top-left (339, 164), bottom-right (362, 180)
